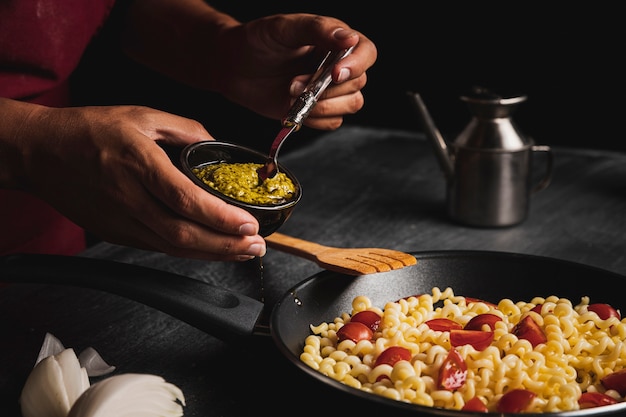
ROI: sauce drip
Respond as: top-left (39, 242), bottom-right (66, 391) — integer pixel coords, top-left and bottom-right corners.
top-left (257, 256), bottom-right (265, 304)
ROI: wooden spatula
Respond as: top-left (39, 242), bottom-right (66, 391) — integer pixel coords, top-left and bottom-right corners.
top-left (264, 232), bottom-right (417, 276)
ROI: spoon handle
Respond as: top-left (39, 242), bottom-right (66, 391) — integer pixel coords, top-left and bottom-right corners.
top-left (258, 46), bottom-right (355, 181)
top-left (283, 46), bottom-right (355, 128)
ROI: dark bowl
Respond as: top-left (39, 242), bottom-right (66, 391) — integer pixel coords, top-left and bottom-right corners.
top-left (179, 141), bottom-right (302, 237)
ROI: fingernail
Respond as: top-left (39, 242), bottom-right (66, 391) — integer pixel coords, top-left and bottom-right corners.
top-left (246, 243), bottom-right (266, 257)
top-left (332, 28), bottom-right (355, 40)
top-left (290, 80), bottom-right (306, 96)
top-left (337, 67), bottom-right (351, 83)
top-left (239, 223), bottom-right (257, 235)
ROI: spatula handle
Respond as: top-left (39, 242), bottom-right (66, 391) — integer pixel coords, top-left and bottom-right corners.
top-left (264, 232), bottom-right (328, 262)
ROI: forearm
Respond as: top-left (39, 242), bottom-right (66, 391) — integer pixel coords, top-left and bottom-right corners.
top-left (119, 0), bottom-right (240, 92)
top-left (0, 98), bottom-right (46, 189)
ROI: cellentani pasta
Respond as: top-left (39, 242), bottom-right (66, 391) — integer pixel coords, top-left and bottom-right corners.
top-left (300, 287), bottom-right (626, 413)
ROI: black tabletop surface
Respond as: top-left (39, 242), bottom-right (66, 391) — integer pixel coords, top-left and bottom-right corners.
top-left (2, 126), bottom-right (626, 416)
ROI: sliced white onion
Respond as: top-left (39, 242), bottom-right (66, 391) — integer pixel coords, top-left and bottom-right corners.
top-left (34, 333), bottom-right (116, 377)
top-left (20, 348), bottom-right (90, 417)
top-left (35, 332), bottom-right (66, 365)
top-left (21, 334), bottom-right (183, 417)
top-left (78, 347), bottom-right (116, 377)
top-left (67, 373), bottom-right (186, 417)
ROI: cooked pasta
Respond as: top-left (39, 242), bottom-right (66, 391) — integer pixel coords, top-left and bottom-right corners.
top-left (300, 288), bottom-right (626, 413)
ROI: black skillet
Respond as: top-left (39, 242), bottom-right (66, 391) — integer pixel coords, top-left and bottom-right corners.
top-left (2, 250), bottom-right (626, 416)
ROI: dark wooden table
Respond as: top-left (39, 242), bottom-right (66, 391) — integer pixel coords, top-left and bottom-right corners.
top-left (2, 126), bottom-right (626, 416)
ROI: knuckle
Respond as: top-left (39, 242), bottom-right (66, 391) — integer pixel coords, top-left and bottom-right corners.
top-left (162, 220), bottom-right (198, 249)
top-left (350, 92), bottom-right (365, 114)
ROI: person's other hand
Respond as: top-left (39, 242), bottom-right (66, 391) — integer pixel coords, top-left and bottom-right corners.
top-left (211, 13), bottom-right (378, 130)
top-left (5, 102), bottom-right (266, 261)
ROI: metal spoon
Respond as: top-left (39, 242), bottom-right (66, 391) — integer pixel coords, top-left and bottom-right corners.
top-left (257, 46), bottom-right (355, 181)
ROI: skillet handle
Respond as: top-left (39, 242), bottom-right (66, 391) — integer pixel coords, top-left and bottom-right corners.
top-left (0, 254), bottom-right (265, 342)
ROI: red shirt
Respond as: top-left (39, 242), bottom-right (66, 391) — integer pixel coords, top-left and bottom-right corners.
top-left (0, 0), bottom-right (116, 255)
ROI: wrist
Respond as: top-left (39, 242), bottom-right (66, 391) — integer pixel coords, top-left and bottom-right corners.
top-left (0, 98), bottom-right (46, 189)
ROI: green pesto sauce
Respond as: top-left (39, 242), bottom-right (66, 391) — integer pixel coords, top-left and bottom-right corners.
top-left (192, 162), bottom-right (296, 205)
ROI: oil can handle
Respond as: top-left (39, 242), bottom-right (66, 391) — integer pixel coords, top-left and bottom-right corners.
top-left (530, 145), bottom-right (554, 194)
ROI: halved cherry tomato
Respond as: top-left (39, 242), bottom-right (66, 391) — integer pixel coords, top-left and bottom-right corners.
top-left (464, 313), bottom-right (502, 331)
top-left (578, 392), bottom-right (618, 409)
top-left (462, 396), bottom-right (489, 412)
top-left (450, 329), bottom-right (494, 351)
top-left (438, 349), bottom-right (467, 391)
top-left (530, 303), bottom-right (555, 314)
top-left (336, 322), bottom-right (373, 343)
top-left (589, 303), bottom-right (621, 320)
top-left (497, 389), bottom-right (536, 413)
top-left (513, 315), bottom-right (547, 348)
top-left (374, 346), bottom-right (412, 367)
top-left (601, 368), bottom-right (626, 396)
top-left (350, 310), bottom-right (382, 332)
top-left (425, 318), bottom-right (462, 331)
top-left (465, 297), bottom-right (498, 308)
top-left (373, 346), bottom-right (412, 382)
top-left (531, 304), bottom-right (543, 313)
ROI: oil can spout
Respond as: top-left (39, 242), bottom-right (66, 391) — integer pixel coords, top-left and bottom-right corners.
top-left (407, 92), bottom-right (454, 180)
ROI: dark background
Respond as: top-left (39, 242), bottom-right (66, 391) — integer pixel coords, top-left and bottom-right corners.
top-left (72, 2), bottom-right (625, 152)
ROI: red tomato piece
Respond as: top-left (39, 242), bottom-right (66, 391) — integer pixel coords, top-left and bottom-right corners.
top-left (336, 321), bottom-right (373, 343)
top-left (464, 313), bottom-right (502, 331)
top-left (438, 349), bottom-right (467, 391)
top-left (374, 346), bottom-right (412, 367)
top-left (462, 396), bottom-right (489, 412)
top-left (513, 315), bottom-right (547, 348)
top-left (450, 329), bottom-right (494, 351)
top-left (425, 318), bottom-right (463, 331)
top-left (350, 310), bottom-right (382, 332)
top-left (465, 297), bottom-right (498, 308)
top-left (601, 368), bottom-right (626, 396)
top-left (530, 304), bottom-right (555, 314)
top-left (531, 304), bottom-right (542, 313)
top-left (588, 303), bottom-right (621, 320)
top-left (578, 392), bottom-right (618, 409)
top-left (497, 389), bottom-right (536, 413)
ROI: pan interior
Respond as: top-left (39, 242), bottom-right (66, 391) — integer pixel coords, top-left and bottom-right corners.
top-left (270, 250), bottom-right (626, 416)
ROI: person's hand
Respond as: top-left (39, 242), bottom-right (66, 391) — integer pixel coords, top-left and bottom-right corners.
top-left (121, 3), bottom-right (376, 129)
top-left (208, 14), bottom-right (378, 130)
top-left (1, 99), bottom-right (266, 261)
